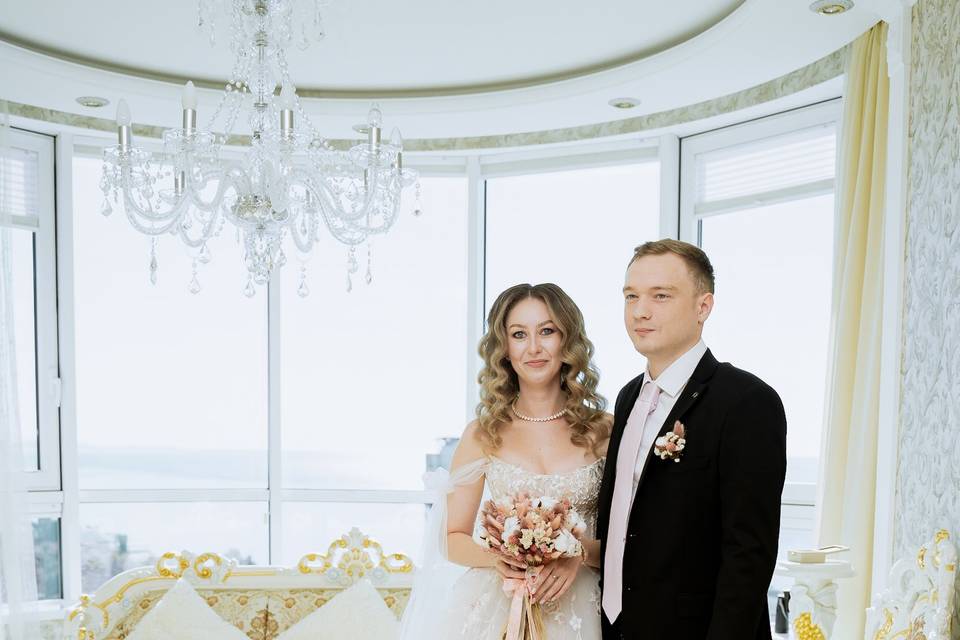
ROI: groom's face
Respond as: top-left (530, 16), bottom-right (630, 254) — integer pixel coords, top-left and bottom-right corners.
top-left (623, 253), bottom-right (713, 363)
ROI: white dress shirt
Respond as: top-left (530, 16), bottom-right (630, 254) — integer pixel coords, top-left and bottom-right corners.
top-left (631, 339), bottom-right (708, 500)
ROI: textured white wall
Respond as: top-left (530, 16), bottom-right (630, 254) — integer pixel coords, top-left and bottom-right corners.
top-left (896, 0), bottom-right (960, 636)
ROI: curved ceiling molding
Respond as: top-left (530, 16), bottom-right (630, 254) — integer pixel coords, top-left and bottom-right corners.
top-left (3, 46), bottom-right (846, 151)
top-left (0, 1), bottom-right (747, 98)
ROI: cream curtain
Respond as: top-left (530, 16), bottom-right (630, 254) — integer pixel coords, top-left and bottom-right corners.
top-left (814, 22), bottom-right (890, 640)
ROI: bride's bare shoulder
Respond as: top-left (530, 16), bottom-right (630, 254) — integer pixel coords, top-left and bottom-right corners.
top-left (452, 420), bottom-right (487, 468)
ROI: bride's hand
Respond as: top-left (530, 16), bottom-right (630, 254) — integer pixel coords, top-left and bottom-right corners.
top-left (529, 555), bottom-right (582, 604)
top-left (493, 555), bottom-right (528, 581)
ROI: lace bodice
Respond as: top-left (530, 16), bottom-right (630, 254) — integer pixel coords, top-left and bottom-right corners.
top-left (478, 456), bottom-right (605, 537)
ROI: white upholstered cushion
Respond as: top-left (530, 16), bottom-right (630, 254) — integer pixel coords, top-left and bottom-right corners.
top-left (126, 579), bottom-right (248, 640)
top-left (277, 579), bottom-right (400, 640)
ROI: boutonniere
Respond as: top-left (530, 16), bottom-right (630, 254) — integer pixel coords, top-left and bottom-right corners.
top-left (653, 421), bottom-right (686, 463)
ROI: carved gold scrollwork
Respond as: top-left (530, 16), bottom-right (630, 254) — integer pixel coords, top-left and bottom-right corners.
top-left (296, 528), bottom-right (413, 580)
top-left (193, 552), bottom-right (224, 579)
top-left (68, 593), bottom-right (110, 640)
top-left (156, 552), bottom-right (190, 578)
top-left (874, 608), bottom-right (894, 640)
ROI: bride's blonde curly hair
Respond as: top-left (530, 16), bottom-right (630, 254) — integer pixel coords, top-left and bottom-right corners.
top-left (476, 283), bottom-right (609, 454)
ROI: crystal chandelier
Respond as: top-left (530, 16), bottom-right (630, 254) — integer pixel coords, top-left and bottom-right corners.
top-left (100, 0), bottom-right (418, 296)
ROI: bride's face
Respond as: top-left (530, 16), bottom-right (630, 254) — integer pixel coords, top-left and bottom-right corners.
top-left (504, 297), bottom-right (564, 387)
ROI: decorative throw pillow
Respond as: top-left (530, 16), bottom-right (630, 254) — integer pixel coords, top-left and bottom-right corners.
top-left (277, 580), bottom-right (399, 640)
top-left (126, 579), bottom-right (248, 640)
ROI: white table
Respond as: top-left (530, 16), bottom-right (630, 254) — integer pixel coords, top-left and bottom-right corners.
top-left (774, 559), bottom-right (854, 639)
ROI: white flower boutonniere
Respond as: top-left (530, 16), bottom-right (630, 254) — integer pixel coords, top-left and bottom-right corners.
top-left (653, 421), bottom-right (686, 463)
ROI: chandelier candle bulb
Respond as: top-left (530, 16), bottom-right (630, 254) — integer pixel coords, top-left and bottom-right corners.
top-left (279, 84), bottom-right (295, 135)
top-left (116, 99), bottom-right (132, 149)
top-left (390, 127), bottom-right (403, 170)
top-left (182, 81), bottom-right (198, 134)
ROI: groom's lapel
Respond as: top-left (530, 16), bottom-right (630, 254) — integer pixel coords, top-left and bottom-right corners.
top-left (632, 350), bottom-right (719, 494)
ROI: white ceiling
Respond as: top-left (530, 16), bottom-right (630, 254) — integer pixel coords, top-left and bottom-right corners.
top-left (0, 0), bottom-right (885, 141)
top-left (0, 0), bottom-right (745, 93)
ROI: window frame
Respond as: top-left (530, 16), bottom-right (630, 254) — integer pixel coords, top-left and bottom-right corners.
top-left (3, 127), bottom-right (61, 492)
top-left (677, 99), bottom-right (842, 509)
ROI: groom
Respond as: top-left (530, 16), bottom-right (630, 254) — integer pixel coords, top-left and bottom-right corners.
top-left (597, 240), bottom-right (787, 640)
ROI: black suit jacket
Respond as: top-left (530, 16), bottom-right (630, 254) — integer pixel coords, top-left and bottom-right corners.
top-left (597, 349), bottom-right (787, 640)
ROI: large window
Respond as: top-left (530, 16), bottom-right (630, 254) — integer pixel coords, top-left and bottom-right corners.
top-left (280, 176), bottom-right (469, 491)
top-left (680, 101), bottom-right (840, 612)
top-left (484, 156), bottom-right (662, 403)
top-left (70, 149), bottom-right (467, 590)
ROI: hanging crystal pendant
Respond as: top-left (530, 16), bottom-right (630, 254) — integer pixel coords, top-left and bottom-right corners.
top-left (297, 265), bottom-right (310, 298)
top-left (189, 259), bottom-right (202, 294)
top-left (101, 199), bottom-right (113, 217)
top-left (365, 242), bottom-right (373, 285)
top-left (347, 246), bottom-right (359, 274)
top-left (243, 275), bottom-right (256, 298)
top-left (413, 180), bottom-right (423, 216)
top-left (148, 238), bottom-right (159, 285)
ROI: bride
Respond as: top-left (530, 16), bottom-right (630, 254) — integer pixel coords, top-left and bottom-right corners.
top-left (402, 283), bottom-right (611, 639)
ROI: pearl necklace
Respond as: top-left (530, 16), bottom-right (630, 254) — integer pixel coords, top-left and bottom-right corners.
top-left (511, 398), bottom-right (567, 422)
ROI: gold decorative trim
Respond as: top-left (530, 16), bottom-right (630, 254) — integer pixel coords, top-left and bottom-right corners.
top-left (917, 546), bottom-right (927, 569)
top-left (934, 529), bottom-right (949, 544)
top-left (296, 529), bottom-right (413, 577)
top-left (3, 46), bottom-right (845, 151)
top-left (156, 551), bottom-right (190, 578)
top-left (193, 552), bottom-right (224, 578)
top-left (794, 612), bottom-right (826, 640)
top-left (874, 608), bottom-right (894, 640)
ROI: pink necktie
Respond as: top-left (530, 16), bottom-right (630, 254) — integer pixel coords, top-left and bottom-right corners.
top-left (602, 380), bottom-right (661, 623)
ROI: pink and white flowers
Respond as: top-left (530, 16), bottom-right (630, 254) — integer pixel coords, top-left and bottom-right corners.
top-left (653, 420), bottom-right (686, 463)
top-left (476, 493), bottom-right (586, 566)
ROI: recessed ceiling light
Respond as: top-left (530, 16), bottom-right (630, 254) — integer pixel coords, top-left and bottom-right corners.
top-left (609, 97), bottom-right (640, 110)
top-left (352, 123), bottom-right (371, 134)
top-left (76, 96), bottom-right (110, 108)
top-left (809, 0), bottom-right (854, 15)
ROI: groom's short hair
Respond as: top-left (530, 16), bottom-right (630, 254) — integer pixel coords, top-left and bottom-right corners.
top-left (629, 239), bottom-right (715, 294)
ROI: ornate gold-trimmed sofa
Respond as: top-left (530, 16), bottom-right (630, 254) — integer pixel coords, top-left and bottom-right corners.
top-left (64, 528), bottom-right (414, 640)
top-left (865, 529), bottom-right (957, 640)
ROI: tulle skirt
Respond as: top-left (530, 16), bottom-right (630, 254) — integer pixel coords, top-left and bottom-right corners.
top-left (436, 566), bottom-right (602, 640)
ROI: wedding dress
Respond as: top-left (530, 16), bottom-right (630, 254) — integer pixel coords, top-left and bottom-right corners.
top-left (401, 455), bottom-right (604, 640)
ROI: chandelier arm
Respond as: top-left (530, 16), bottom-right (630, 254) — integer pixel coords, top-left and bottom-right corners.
top-left (303, 162), bottom-right (383, 224)
top-left (117, 171), bottom-right (188, 232)
top-left (291, 166), bottom-right (378, 230)
top-left (183, 161), bottom-right (248, 213)
top-left (291, 173), bottom-right (369, 246)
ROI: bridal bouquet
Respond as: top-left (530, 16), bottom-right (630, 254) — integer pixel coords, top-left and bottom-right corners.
top-left (476, 493), bottom-right (587, 640)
